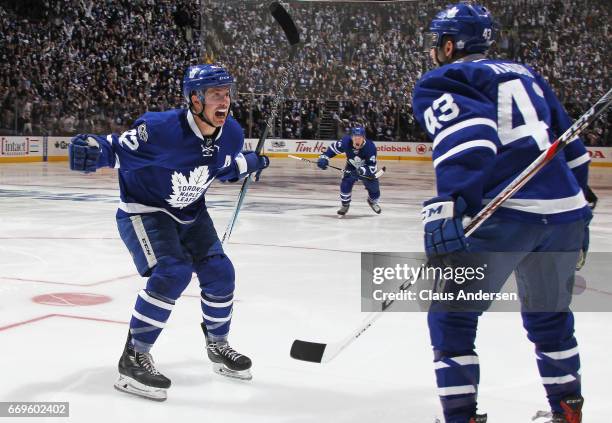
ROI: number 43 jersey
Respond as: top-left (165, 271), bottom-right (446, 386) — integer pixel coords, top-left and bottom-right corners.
top-left (412, 55), bottom-right (590, 224)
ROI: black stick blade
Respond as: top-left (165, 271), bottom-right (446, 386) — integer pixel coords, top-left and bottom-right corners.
top-left (290, 340), bottom-right (326, 363)
top-left (269, 2), bottom-right (300, 45)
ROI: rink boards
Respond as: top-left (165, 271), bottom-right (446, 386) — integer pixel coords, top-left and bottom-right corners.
top-left (1, 136), bottom-right (612, 166)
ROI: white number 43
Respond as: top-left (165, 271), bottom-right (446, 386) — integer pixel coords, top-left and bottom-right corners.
top-left (423, 93), bottom-right (460, 134)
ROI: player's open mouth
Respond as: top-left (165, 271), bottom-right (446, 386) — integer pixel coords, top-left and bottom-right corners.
top-left (215, 109), bottom-right (227, 119)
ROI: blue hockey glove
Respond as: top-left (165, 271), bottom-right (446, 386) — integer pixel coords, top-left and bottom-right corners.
top-left (69, 134), bottom-right (100, 172)
top-left (422, 196), bottom-right (468, 258)
top-left (317, 154), bottom-right (329, 170)
top-left (241, 151), bottom-right (270, 182)
top-left (252, 154), bottom-right (270, 182)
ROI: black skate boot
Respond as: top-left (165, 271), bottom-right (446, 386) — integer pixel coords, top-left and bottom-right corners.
top-left (469, 414), bottom-right (487, 423)
top-left (201, 323), bottom-right (252, 380)
top-left (532, 395), bottom-right (583, 423)
top-left (114, 334), bottom-right (171, 401)
top-left (434, 414), bottom-right (486, 423)
top-left (367, 198), bottom-right (381, 214)
top-left (337, 203), bottom-right (350, 217)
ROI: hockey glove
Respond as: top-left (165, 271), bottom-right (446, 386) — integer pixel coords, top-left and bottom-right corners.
top-left (422, 196), bottom-right (468, 258)
top-left (241, 151), bottom-right (270, 182)
top-left (69, 134), bottom-right (100, 172)
top-left (252, 154), bottom-right (270, 182)
top-left (577, 199), bottom-right (594, 270)
top-left (317, 154), bottom-right (329, 170)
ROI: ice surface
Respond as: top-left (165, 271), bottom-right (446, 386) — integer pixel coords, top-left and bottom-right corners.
top-left (1, 160), bottom-right (611, 422)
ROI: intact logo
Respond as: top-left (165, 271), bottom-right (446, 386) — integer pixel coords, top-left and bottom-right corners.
top-left (423, 204), bottom-right (443, 220)
top-left (201, 139), bottom-right (219, 157)
top-left (416, 144), bottom-right (427, 154)
top-left (446, 6), bottom-right (459, 18)
top-left (349, 157), bottom-right (364, 169)
top-left (140, 237), bottom-right (152, 256)
top-left (166, 166), bottom-right (215, 209)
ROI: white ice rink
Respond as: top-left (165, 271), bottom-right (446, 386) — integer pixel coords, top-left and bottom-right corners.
top-left (1, 159), bottom-right (611, 423)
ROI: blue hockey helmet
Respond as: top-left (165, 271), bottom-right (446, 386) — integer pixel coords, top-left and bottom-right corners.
top-left (424, 3), bottom-right (497, 54)
top-left (351, 126), bottom-right (366, 137)
top-left (182, 64), bottom-right (234, 103)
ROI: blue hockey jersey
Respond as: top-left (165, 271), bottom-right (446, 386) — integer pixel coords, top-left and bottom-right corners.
top-left (412, 55), bottom-right (590, 224)
top-left (91, 109), bottom-right (254, 224)
top-left (323, 135), bottom-right (378, 177)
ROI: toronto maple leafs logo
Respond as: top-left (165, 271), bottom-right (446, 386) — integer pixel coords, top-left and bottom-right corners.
top-left (166, 166), bottom-right (215, 209)
top-left (446, 6), bottom-right (459, 18)
top-left (349, 157), bottom-right (364, 169)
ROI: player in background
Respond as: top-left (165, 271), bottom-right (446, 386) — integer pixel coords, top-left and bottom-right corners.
top-left (317, 126), bottom-right (382, 216)
top-left (413, 4), bottom-right (593, 423)
top-left (68, 64), bottom-right (269, 400)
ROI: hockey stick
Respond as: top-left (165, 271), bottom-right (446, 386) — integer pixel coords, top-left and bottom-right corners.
top-left (287, 154), bottom-right (387, 180)
top-left (290, 87), bottom-right (612, 364)
top-left (222, 2), bottom-right (300, 243)
top-left (463, 87), bottom-right (612, 236)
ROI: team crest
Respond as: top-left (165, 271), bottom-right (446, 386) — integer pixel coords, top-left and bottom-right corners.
top-left (349, 157), bottom-right (364, 168)
top-left (201, 138), bottom-right (219, 157)
top-left (166, 166), bottom-right (215, 209)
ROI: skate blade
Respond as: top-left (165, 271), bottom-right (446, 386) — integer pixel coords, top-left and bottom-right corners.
top-left (114, 375), bottom-right (167, 401)
top-left (212, 363), bottom-right (252, 381)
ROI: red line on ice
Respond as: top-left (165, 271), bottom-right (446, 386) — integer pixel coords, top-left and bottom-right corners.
top-left (0, 314), bottom-right (127, 332)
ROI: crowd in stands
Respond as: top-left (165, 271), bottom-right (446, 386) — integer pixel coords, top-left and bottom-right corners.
top-left (1, 0), bottom-right (609, 145)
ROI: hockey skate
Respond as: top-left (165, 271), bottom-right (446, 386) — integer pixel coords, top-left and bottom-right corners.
top-left (367, 198), bottom-right (381, 214)
top-left (201, 323), bottom-right (252, 380)
top-left (114, 334), bottom-right (171, 401)
top-left (434, 415), bottom-right (486, 423)
top-left (532, 395), bottom-right (583, 423)
top-left (337, 203), bottom-right (350, 217)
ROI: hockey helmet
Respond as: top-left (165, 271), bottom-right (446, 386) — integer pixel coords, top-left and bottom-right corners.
top-left (424, 3), bottom-right (498, 54)
top-left (182, 64), bottom-right (235, 103)
top-left (351, 126), bottom-right (366, 137)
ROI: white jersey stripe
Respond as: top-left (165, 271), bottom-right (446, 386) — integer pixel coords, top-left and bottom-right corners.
top-left (132, 310), bottom-right (166, 328)
top-left (541, 374), bottom-right (577, 385)
top-left (202, 312), bottom-right (232, 323)
top-left (450, 355), bottom-right (480, 366)
top-left (438, 385), bottom-right (476, 396)
top-left (540, 346), bottom-right (580, 360)
top-left (433, 140), bottom-right (497, 168)
top-left (482, 191), bottom-right (586, 215)
top-left (201, 297), bottom-right (233, 308)
top-left (119, 202), bottom-right (196, 225)
top-left (433, 118), bottom-right (497, 149)
top-left (139, 290), bottom-right (173, 311)
top-left (235, 153), bottom-right (248, 175)
top-left (566, 152), bottom-right (590, 169)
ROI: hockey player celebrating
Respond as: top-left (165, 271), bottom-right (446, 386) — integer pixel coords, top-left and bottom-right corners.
top-left (68, 64), bottom-right (269, 400)
top-left (317, 126), bottom-right (382, 216)
top-left (413, 4), bottom-right (591, 423)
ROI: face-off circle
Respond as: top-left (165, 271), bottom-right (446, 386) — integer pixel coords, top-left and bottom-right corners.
top-left (32, 293), bottom-right (112, 307)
